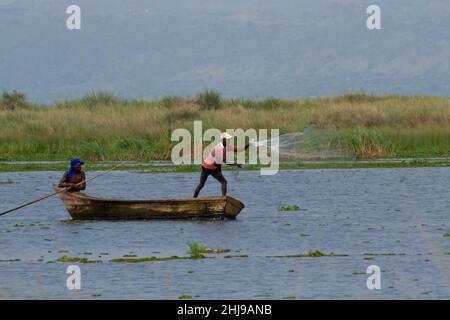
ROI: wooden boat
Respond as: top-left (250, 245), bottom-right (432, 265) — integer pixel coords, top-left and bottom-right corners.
top-left (53, 187), bottom-right (245, 220)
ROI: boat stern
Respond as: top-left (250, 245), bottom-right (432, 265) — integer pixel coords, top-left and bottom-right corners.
top-left (224, 196), bottom-right (245, 219)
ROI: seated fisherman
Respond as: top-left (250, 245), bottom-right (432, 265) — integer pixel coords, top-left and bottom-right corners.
top-left (58, 158), bottom-right (86, 192)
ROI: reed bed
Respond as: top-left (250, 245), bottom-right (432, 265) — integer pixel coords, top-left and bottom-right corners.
top-left (0, 92), bottom-right (449, 161)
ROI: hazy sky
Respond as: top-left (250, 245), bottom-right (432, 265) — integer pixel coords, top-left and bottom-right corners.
top-left (1, 0), bottom-right (449, 103)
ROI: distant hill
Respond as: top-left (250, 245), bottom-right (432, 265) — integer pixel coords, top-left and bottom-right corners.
top-left (1, 0), bottom-right (449, 103)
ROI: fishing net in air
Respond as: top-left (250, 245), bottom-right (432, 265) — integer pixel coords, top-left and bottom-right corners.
top-left (250, 125), bottom-right (355, 161)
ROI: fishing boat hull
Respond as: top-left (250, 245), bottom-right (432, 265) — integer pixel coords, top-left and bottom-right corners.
top-left (53, 188), bottom-right (245, 220)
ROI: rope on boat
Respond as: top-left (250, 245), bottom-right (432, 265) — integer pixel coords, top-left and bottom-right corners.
top-left (0, 161), bottom-right (128, 217)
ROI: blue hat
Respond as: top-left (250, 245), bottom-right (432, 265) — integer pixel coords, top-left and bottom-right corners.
top-left (70, 158), bottom-right (85, 167)
top-left (67, 158), bottom-right (84, 179)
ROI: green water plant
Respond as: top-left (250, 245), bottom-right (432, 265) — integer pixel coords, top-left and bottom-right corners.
top-left (223, 254), bottom-right (249, 259)
top-left (0, 258), bottom-right (21, 262)
top-left (110, 256), bottom-right (186, 263)
top-left (268, 250), bottom-right (348, 258)
top-left (188, 242), bottom-right (207, 259)
top-left (277, 205), bottom-right (304, 212)
top-left (56, 256), bottom-right (101, 263)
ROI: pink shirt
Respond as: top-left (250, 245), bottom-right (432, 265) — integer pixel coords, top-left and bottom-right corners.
top-left (202, 143), bottom-right (243, 170)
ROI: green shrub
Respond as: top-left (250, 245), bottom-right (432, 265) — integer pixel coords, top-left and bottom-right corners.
top-left (161, 95), bottom-right (184, 108)
top-left (338, 93), bottom-right (378, 104)
top-left (80, 91), bottom-right (121, 108)
top-left (194, 90), bottom-right (222, 110)
top-left (79, 140), bottom-right (107, 160)
top-left (254, 97), bottom-right (292, 110)
top-left (1, 90), bottom-right (28, 110)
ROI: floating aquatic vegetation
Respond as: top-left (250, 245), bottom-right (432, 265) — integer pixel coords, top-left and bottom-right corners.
top-left (188, 242), bottom-right (207, 259)
top-left (268, 250), bottom-right (348, 258)
top-left (178, 295), bottom-right (193, 299)
top-left (277, 205), bottom-right (305, 212)
top-left (0, 259), bottom-right (21, 262)
top-left (188, 242), bottom-right (230, 258)
top-left (300, 234), bottom-right (310, 237)
top-left (443, 233), bottom-right (450, 237)
top-left (111, 256), bottom-right (181, 263)
top-left (60, 220), bottom-right (92, 224)
top-left (0, 179), bottom-right (14, 184)
top-left (205, 248), bottom-right (231, 254)
top-left (56, 256), bottom-right (101, 263)
top-left (110, 255), bottom-right (213, 263)
top-left (364, 253), bottom-right (406, 256)
top-left (223, 255), bottom-right (249, 259)
top-left (14, 222), bottom-right (50, 230)
top-left (110, 243), bottom-right (223, 263)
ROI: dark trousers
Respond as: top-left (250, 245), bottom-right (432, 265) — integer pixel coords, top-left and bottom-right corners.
top-left (193, 166), bottom-right (227, 197)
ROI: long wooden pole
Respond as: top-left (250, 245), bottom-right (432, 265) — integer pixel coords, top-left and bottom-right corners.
top-left (0, 161), bottom-right (128, 217)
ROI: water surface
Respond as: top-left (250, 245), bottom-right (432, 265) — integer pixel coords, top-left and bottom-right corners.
top-left (0, 167), bottom-right (449, 299)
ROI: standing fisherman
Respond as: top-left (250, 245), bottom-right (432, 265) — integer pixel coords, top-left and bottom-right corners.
top-left (194, 132), bottom-right (249, 198)
top-left (58, 158), bottom-right (86, 192)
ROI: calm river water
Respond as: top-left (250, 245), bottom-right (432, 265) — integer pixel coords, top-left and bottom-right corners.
top-left (0, 167), bottom-right (449, 299)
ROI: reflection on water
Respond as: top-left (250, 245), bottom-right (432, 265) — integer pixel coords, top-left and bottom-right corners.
top-left (0, 167), bottom-right (449, 299)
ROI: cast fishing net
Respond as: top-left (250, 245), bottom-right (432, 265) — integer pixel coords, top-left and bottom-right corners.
top-left (250, 125), bottom-right (354, 161)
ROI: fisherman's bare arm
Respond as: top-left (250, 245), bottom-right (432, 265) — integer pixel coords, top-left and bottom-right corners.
top-left (224, 143), bottom-right (249, 167)
top-left (58, 172), bottom-right (72, 188)
top-left (76, 172), bottom-right (86, 190)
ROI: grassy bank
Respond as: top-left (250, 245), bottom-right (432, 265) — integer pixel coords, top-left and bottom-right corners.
top-left (0, 159), bottom-right (449, 173)
top-left (0, 91), bottom-right (449, 161)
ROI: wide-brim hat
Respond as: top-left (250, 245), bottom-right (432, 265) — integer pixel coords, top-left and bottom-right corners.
top-left (220, 132), bottom-right (233, 140)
